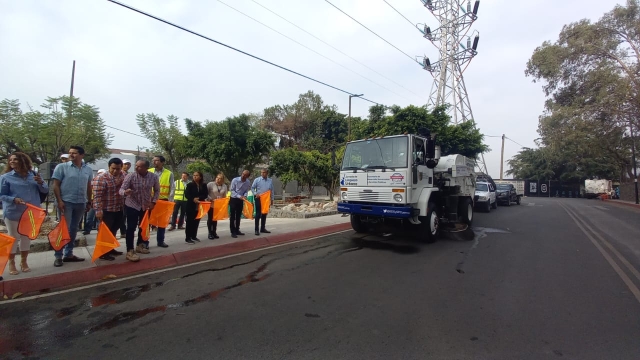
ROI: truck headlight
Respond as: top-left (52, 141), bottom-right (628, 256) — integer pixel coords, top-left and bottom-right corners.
top-left (478, 196), bottom-right (487, 201)
top-left (393, 193), bottom-right (403, 202)
top-left (341, 192), bottom-right (348, 199)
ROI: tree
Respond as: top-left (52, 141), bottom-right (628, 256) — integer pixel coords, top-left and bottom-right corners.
top-left (524, 0), bottom-right (640, 181)
top-left (136, 113), bottom-right (188, 173)
top-left (186, 160), bottom-right (215, 179)
top-left (0, 96), bottom-right (111, 165)
top-left (185, 114), bottom-right (275, 180)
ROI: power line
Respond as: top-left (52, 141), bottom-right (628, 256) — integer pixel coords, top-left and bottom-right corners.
top-left (107, 0), bottom-right (384, 106)
top-left (324, 0), bottom-right (420, 65)
top-left (505, 136), bottom-right (527, 148)
top-left (382, 0), bottom-right (415, 29)
top-left (216, 0), bottom-right (412, 102)
top-left (105, 124), bottom-right (146, 138)
top-left (250, 0), bottom-right (423, 101)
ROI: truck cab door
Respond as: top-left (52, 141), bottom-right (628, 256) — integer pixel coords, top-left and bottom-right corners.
top-left (410, 136), bottom-right (431, 204)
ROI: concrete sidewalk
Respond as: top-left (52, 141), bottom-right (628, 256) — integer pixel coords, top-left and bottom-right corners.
top-left (602, 198), bottom-right (640, 210)
top-left (0, 214), bottom-right (351, 298)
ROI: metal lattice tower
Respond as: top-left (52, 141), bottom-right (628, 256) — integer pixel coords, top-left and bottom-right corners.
top-left (417, 0), bottom-right (488, 174)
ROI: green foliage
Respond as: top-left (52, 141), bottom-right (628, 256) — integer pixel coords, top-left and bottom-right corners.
top-left (185, 160), bottom-right (215, 178)
top-left (185, 114), bottom-right (275, 181)
top-left (136, 113), bottom-right (189, 173)
top-left (0, 96), bottom-right (111, 165)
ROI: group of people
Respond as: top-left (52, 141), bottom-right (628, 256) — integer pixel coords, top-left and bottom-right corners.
top-left (0, 146), bottom-right (275, 275)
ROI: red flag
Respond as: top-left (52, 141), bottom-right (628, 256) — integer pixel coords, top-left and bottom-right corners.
top-left (149, 200), bottom-right (175, 228)
top-left (18, 203), bottom-right (47, 240)
top-left (257, 190), bottom-right (271, 215)
top-left (92, 222), bottom-right (121, 262)
top-left (212, 198), bottom-right (230, 221)
top-left (47, 215), bottom-right (71, 251)
top-left (196, 202), bottom-right (211, 220)
top-left (139, 210), bottom-right (150, 241)
top-left (0, 233), bottom-right (16, 276)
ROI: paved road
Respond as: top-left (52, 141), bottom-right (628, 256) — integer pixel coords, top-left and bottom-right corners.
top-left (1, 197), bottom-right (640, 359)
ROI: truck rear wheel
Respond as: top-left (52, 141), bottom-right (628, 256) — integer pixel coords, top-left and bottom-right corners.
top-left (419, 202), bottom-right (439, 243)
top-left (350, 214), bottom-right (366, 233)
top-left (459, 198), bottom-right (473, 226)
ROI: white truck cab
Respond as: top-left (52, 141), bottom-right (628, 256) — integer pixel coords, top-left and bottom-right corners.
top-left (474, 181), bottom-right (496, 212)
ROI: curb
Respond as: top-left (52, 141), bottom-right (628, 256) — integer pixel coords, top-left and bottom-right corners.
top-left (602, 199), bottom-right (640, 210)
top-left (0, 223), bottom-right (352, 298)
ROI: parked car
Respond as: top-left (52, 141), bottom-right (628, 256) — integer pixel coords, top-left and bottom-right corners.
top-left (496, 183), bottom-right (521, 206)
top-left (474, 181), bottom-right (496, 212)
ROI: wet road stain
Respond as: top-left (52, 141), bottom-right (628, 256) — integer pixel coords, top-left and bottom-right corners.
top-left (305, 313), bottom-right (321, 318)
top-left (84, 261), bottom-right (273, 335)
top-left (351, 238), bottom-right (419, 254)
top-left (456, 227), bottom-right (510, 274)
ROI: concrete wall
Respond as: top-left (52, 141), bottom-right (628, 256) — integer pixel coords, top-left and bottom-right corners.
top-left (619, 178), bottom-right (640, 202)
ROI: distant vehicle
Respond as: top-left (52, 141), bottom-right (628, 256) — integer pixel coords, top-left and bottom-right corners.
top-left (584, 179), bottom-right (612, 199)
top-left (494, 179), bottom-right (525, 196)
top-left (495, 183), bottom-right (521, 206)
top-left (474, 181), bottom-right (496, 212)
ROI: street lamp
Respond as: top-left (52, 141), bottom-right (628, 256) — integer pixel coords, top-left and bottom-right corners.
top-left (630, 122), bottom-right (639, 204)
top-left (348, 94), bottom-right (363, 141)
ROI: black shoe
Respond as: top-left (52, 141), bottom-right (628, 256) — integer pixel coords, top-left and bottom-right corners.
top-left (231, 233), bottom-right (237, 238)
top-left (0, 276), bottom-right (3, 281)
top-left (208, 233), bottom-right (214, 239)
top-left (108, 249), bottom-right (124, 256)
top-left (237, 231), bottom-right (245, 236)
top-left (192, 238), bottom-right (201, 242)
top-left (261, 229), bottom-right (271, 233)
top-left (157, 243), bottom-right (169, 248)
top-left (214, 233), bottom-right (219, 239)
top-left (99, 254), bottom-right (116, 261)
top-left (255, 231), bottom-right (260, 235)
top-left (82, 231), bottom-right (90, 235)
top-left (54, 258), bottom-right (63, 267)
top-left (185, 239), bottom-right (195, 245)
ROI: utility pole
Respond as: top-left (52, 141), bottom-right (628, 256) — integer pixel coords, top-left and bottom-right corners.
top-left (348, 94), bottom-right (363, 141)
top-left (500, 134), bottom-right (505, 180)
top-left (69, 60), bottom-right (76, 118)
top-left (631, 122), bottom-right (639, 204)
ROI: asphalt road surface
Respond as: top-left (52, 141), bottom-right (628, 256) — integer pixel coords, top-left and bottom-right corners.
top-left (1, 197), bottom-right (640, 360)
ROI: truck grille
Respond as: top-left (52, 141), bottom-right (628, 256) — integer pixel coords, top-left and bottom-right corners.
top-left (347, 191), bottom-right (392, 202)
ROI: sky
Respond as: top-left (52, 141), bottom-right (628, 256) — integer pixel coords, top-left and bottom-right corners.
top-left (0, 0), bottom-right (623, 178)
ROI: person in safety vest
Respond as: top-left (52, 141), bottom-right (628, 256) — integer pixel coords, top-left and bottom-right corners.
top-left (169, 172), bottom-right (190, 231)
top-left (147, 155), bottom-right (174, 250)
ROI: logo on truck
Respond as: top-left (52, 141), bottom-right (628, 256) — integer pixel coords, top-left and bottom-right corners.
top-left (390, 173), bottom-right (404, 182)
top-left (382, 208), bottom-right (410, 215)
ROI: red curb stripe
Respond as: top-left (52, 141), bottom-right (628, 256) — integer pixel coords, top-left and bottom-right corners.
top-left (1, 223), bottom-right (352, 298)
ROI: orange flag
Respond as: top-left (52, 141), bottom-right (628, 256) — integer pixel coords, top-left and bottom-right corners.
top-left (92, 222), bottom-right (121, 262)
top-left (139, 210), bottom-right (151, 241)
top-left (47, 215), bottom-right (71, 251)
top-left (242, 199), bottom-right (254, 220)
top-left (212, 197), bottom-right (230, 221)
top-left (149, 200), bottom-right (175, 228)
top-left (257, 190), bottom-right (271, 215)
top-left (196, 201), bottom-right (211, 220)
top-left (18, 203), bottom-right (47, 240)
top-left (0, 233), bottom-right (16, 276)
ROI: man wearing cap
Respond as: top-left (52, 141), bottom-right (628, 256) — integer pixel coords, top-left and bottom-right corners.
top-left (118, 159), bottom-right (132, 238)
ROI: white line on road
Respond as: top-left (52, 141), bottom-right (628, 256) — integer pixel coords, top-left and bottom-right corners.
top-left (558, 202), bottom-right (640, 304)
top-left (0, 230), bottom-right (352, 305)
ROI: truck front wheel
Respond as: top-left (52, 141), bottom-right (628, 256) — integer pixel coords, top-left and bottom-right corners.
top-left (419, 202), bottom-right (439, 243)
top-left (350, 214), bottom-right (367, 233)
top-left (459, 198), bottom-right (473, 226)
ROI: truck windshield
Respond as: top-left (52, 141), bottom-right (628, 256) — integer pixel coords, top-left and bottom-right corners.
top-left (341, 136), bottom-right (408, 170)
top-left (476, 183), bottom-right (488, 191)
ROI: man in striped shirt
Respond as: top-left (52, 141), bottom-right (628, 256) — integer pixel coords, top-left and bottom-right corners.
top-left (119, 160), bottom-right (160, 262)
top-left (92, 158), bottom-right (126, 261)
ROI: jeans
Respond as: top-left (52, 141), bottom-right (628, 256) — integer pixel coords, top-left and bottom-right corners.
top-left (125, 205), bottom-right (145, 251)
top-left (254, 199), bottom-right (267, 231)
top-left (171, 200), bottom-right (187, 228)
top-left (229, 198), bottom-right (243, 234)
top-left (149, 205), bottom-right (166, 246)
top-left (54, 202), bottom-right (86, 259)
top-left (83, 208), bottom-right (98, 234)
top-left (119, 206), bottom-right (127, 237)
top-left (206, 207), bottom-right (218, 235)
top-left (102, 210), bottom-right (123, 237)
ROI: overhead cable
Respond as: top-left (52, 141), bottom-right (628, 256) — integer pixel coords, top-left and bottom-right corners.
top-left (324, 0), bottom-right (420, 65)
top-left (216, 0), bottom-right (412, 102)
top-left (250, 0), bottom-right (423, 101)
top-left (107, 0), bottom-right (384, 106)
top-left (382, 0), bottom-right (416, 29)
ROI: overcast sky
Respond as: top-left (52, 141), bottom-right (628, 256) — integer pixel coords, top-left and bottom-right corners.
top-left (0, 0), bottom-right (622, 178)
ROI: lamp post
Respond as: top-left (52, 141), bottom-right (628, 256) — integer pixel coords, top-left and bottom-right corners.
top-left (348, 94), bottom-right (363, 141)
top-left (630, 122), bottom-right (639, 204)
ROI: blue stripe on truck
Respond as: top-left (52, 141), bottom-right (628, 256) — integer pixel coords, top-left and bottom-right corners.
top-left (337, 203), bottom-right (413, 218)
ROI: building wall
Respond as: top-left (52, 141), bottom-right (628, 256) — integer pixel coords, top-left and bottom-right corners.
top-left (619, 178), bottom-right (640, 202)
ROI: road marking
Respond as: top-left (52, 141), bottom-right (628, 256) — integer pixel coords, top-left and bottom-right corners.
top-left (592, 206), bottom-right (610, 211)
top-left (558, 202), bottom-right (640, 304)
top-left (0, 229), bottom-right (352, 305)
top-left (527, 203), bottom-right (535, 206)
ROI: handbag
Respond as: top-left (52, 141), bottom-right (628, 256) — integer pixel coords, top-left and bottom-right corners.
top-left (32, 171), bottom-right (49, 203)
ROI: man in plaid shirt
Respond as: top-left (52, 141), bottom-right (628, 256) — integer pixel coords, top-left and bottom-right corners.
top-left (92, 158), bottom-right (126, 261)
top-left (119, 159), bottom-right (160, 262)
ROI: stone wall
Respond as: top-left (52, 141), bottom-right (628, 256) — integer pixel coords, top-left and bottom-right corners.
top-left (620, 179), bottom-right (639, 202)
top-left (269, 200), bottom-right (339, 219)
